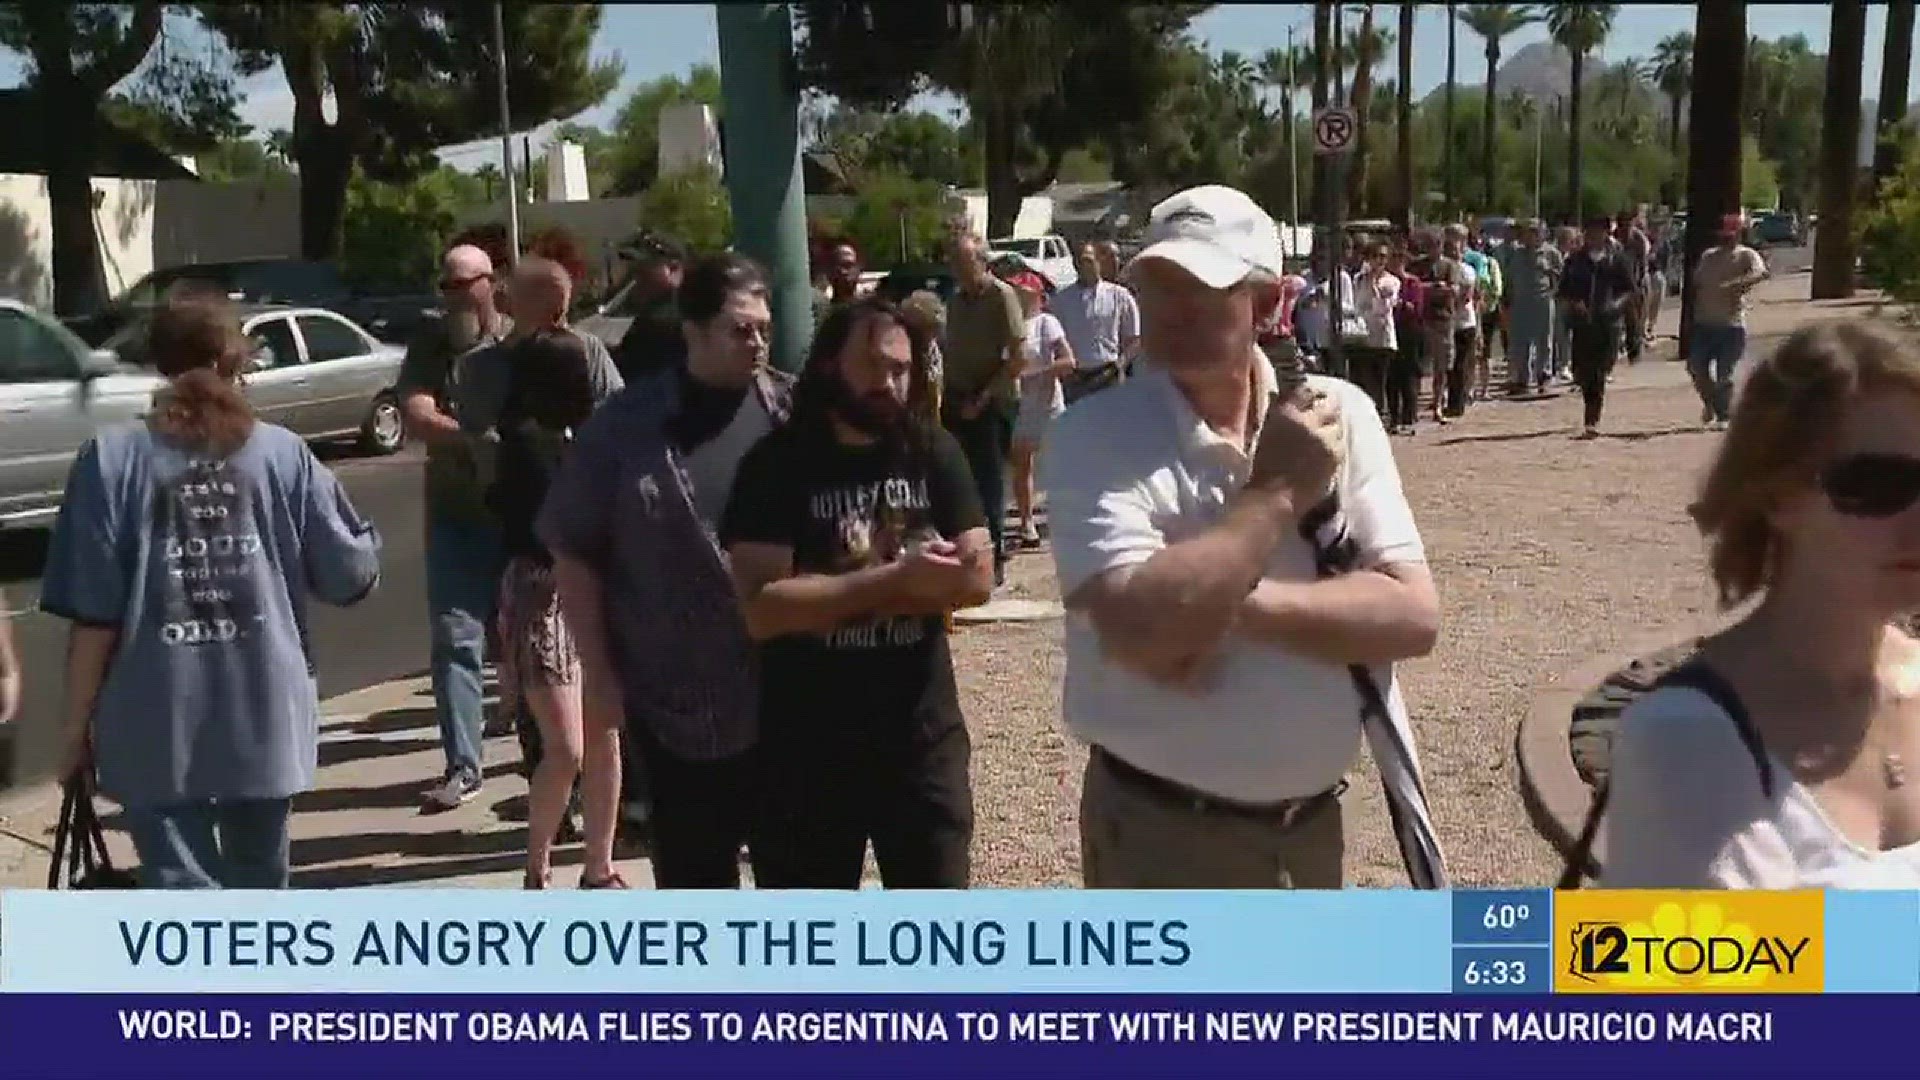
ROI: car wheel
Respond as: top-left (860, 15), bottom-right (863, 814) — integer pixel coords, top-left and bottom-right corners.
top-left (360, 392), bottom-right (405, 455)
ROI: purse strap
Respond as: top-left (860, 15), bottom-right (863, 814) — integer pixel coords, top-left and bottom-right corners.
top-left (45, 777), bottom-right (79, 890)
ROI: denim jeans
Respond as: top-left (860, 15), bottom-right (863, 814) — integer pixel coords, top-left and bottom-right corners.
top-left (1507, 301), bottom-right (1556, 387)
top-left (943, 404), bottom-right (1013, 563)
top-left (124, 798), bottom-right (292, 888)
top-left (1689, 323), bottom-right (1746, 423)
top-left (426, 515), bottom-right (505, 779)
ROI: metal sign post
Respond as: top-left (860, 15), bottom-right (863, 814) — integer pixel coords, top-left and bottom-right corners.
top-left (1313, 105), bottom-right (1357, 380)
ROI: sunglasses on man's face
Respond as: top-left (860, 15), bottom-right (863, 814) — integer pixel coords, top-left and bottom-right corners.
top-left (440, 273), bottom-right (491, 292)
top-left (1822, 454), bottom-right (1920, 518)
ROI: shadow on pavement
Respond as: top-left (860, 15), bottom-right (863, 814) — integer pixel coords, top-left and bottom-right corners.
top-left (344, 706), bottom-right (439, 737)
top-left (292, 821), bottom-right (530, 870)
top-left (294, 760), bottom-right (521, 815)
top-left (318, 735), bottom-right (443, 767)
top-left (292, 848), bottom-right (586, 889)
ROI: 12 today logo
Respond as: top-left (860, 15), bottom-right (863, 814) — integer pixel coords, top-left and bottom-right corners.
top-left (1553, 891), bottom-right (1823, 993)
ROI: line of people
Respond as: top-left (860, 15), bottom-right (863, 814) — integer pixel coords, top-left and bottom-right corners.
top-left (33, 181), bottom-right (1857, 893)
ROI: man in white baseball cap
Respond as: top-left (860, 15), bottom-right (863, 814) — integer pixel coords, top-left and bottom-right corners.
top-left (1041, 184), bottom-right (1445, 890)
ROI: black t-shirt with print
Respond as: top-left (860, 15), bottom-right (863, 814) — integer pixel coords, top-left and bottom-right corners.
top-left (720, 420), bottom-right (985, 741)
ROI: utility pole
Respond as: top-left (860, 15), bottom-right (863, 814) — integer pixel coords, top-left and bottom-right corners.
top-left (1287, 25), bottom-right (1300, 244)
top-left (715, 3), bottom-right (812, 374)
top-left (493, 1), bottom-right (520, 255)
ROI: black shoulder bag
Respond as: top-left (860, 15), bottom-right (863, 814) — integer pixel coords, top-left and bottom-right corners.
top-left (1557, 660), bottom-right (1777, 888)
top-left (46, 772), bottom-right (139, 890)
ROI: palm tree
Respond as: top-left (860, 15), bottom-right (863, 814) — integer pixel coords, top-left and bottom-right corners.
top-left (1545, 2), bottom-right (1619, 221)
top-left (1813, 0), bottom-right (1867, 299)
top-left (1396, 1), bottom-right (1415, 228)
top-left (1461, 5), bottom-right (1537, 216)
top-left (1680, 3), bottom-right (1745, 360)
top-left (1873, 0), bottom-right (1916, 191)
top-left (1444, 2), bottom-right (1458, 217)
top-left (1348, 6), bottom-right (1394, 216)
top-left (1313, 1), bottom-right (1332, 223)
top-left (1651, 31), bottom-right (1693, 206)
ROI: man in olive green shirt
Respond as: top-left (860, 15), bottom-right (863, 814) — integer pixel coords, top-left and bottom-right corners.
top-left (940, 233), bottom-right (1026, 584)
top-left (396, 244), bottom-right (514, 809)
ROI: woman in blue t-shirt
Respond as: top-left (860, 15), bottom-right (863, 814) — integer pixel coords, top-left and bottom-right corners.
top-left (40, 295), bottom-right (382, 888)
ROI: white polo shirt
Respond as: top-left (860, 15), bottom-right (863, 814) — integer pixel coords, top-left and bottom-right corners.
top-left (1040, 357), bottom-right (1427, 802)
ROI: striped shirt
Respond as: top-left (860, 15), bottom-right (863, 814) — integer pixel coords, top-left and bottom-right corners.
top-left (537, 365), bottom-right (794, 761)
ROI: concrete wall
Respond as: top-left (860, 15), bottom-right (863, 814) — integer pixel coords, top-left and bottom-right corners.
top-left (152, 178), bottom-right (301, 268)
top-left (0, 173), bottom-right (158, 308)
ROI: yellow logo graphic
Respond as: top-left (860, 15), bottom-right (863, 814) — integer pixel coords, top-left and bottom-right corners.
top-left (1553, 891), bottom-right (1823, 994)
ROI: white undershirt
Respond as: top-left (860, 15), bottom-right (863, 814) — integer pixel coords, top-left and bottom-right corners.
top-left (1603, 686), bottom-right (1920, 889)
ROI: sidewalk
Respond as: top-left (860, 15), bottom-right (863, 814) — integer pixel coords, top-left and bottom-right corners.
top-left (0, 675), bottom-right (657, 889)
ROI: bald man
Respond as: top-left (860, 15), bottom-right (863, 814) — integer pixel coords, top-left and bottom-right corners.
top-left (398, 244), bottom-right (518, 810)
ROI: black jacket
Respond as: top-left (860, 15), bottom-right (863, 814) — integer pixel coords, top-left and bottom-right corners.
top-left (1557, 248), bottom-right (1638, 325)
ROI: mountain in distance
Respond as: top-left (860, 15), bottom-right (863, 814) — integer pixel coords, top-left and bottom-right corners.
top-left (1422, 40), bottom-right (1587, 104)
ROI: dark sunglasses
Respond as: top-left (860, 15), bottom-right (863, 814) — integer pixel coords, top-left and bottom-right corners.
top-left (439, 272), bottom-right (491, 292)
top-left (1822, 454), bottom-right (1920, 518)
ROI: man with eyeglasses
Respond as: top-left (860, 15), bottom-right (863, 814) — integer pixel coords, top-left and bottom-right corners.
top-left (541, 252), bottom-right (791, 887)
top-left (397, 244), bottom-right (517, 809)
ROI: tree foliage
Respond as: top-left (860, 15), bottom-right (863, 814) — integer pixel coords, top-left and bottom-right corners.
top-left (0, 3), bottom-right (252, 313)
top-left (1859, 135), bottom-right (1920, 307)
top-left (201, 2), bottom-right (620, 262)
top-left (792, 0), bottom-right (1208, 236)
top-left (637, 165), bottom-right (732, 254)
top-left (836, 174), bottom-right (964, 266)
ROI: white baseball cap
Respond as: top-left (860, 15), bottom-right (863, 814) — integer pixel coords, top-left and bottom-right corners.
top-left (1128, 185), bottom-right (1283, 290)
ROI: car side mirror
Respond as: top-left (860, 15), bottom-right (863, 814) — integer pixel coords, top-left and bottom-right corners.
top-left (80, 349), bottom-right (121, 381)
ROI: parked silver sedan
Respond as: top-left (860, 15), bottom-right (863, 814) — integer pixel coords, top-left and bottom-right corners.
top-left (0, 301), bottom-right (405, 530)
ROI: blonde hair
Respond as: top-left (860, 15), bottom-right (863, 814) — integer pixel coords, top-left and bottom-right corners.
top-left (1692, 322), bottom-right (1920, 607)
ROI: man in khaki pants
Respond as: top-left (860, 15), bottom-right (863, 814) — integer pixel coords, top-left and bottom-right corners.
top-left (1041, 185), bottom-right (1442, 889)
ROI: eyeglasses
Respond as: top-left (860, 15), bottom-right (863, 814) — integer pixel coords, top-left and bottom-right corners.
top-left (439, 273), bottom-right (490, 292)
top-left (1822, 454), bottom-right (1920, 518)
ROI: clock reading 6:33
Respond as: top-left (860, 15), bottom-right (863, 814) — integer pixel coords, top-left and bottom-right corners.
top-left (1459, 959), bottom-right (1528, 987)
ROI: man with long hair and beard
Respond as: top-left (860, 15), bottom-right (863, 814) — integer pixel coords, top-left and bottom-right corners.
top-left (722, 298), bottom-right (993, 888)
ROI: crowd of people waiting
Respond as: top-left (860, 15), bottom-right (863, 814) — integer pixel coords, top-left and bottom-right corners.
top-left (27, 178), bottom-right (1920, 894)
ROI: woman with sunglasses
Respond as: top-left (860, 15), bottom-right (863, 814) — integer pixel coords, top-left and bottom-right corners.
top-left (1603, 323), bottom-right (1920, 888)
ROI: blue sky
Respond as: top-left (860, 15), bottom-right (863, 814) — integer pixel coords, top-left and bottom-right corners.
top-left (0, 3), bottom-right (1904, 169)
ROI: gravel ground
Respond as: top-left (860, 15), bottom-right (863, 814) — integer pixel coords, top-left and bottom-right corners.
top-left (953, 353), bottom-right (1728, 889)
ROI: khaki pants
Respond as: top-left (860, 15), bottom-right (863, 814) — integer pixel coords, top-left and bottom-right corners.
top-left (1078, 751), bottom-right (1346, 889)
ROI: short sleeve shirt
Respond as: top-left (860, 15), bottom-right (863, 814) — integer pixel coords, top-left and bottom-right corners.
top-left (1051, 280), bottom-right (1139, 368)
top-left (38, 423), bottom-right (382, 805)
top-left (395, 315), bottom-right (512, 523)
top-left (1040, 361), bottom-right (1425, 801)
top-left (942, 277), bottom-right (1026, 409)
top-left (720, 422), bottom-right (986, 741)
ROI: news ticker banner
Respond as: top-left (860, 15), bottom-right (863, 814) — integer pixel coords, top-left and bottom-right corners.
top-left (0, 887), bottom-right (1915, 994)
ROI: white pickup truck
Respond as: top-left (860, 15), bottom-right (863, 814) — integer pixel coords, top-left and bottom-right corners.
top-left (988, 234), bottom-right (1076, 291)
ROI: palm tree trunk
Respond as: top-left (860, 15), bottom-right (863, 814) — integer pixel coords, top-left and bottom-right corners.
top-left (1352, 5), bottom-right (1377, 216)
top-left (1313, 1), bottom-right (1332, 225)
top-left (1396, 1), bottom-right (1414, 228)
top-left (1666, 92), bottom-right (1683, 208)
top-left (1813, 0), bottom-right (1867, 300)
top-left (1444, 2), bottom-right (1457, 218)
top-left (1567, 52), bottom-right (1584, 222)
top-left (1873, 0), bottom-right (1916, 191)
top-left (1680, 3), bottom-right (1746, 361)
top-left (1483, 44), bottom-right (1499, 212)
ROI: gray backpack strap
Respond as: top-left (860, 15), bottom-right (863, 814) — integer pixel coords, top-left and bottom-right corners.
top-left (1557, 659), bottom-right (1773, 888)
